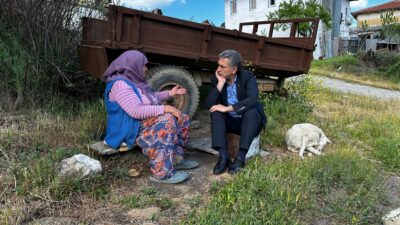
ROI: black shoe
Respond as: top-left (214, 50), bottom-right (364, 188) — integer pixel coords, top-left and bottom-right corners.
top-left (228, 157), bottom-right (245, 174)
top-left (213, 155), bottom-right (230, 175)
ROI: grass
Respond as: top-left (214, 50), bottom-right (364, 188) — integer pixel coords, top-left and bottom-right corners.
top-left (261, 75), bottom-right (317, 146)
top-left (186, 150), bottom-right (386, 225)
top-left (1, 67), bottom-right (399, 224)
top-left (310, 54), bottom-right (400, 91)
top-left (313, 89), bottom-right (400, 173)
top-left (185, 75), bottom-right (399, 224)
top-left (0, 97), bottom-right (108, 224)
top-left (120, 188), bottom-right (175, 210)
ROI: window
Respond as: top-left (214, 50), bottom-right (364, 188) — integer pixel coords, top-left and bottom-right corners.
top-left (230, 0), bottom-right (237, 14)
top-left (269, 0), bottom-right (275, 7)
top-left (249, 0), bottom-right (256, 10)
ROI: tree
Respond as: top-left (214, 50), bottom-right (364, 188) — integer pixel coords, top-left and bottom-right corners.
top-left (267, 0), bottom-right (331, 37)
top-left (380, 10), bottom-right (400, 45)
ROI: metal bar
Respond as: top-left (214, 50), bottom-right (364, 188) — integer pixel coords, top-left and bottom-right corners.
top-left (255, 36), bottom-right (266, 65)
top-left (290, 22), bottom-right (298, 37)
top-left (115, 11), bottom-right (123, 42)
top-left (107, 6), bottom-right (117, 46)
top-left (201, 25), bottom-right (212, 58)
top-left (252, 24), bottom-right (259, 34)
top-left (131, 15), bottom-right (141, 44)
top-left (269, 23), bottom-right (274, 37)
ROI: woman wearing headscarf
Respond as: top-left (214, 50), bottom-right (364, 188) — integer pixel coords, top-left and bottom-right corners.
top-left (102, 50), bottom-right (198, 184)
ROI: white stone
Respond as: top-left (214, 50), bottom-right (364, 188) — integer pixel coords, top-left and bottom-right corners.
top-left (246, 134), bottom-right (261, 159)
top-left (59, 154), bottom-right (102, 177)
top-left (383, 207), bottom-right (400, 225)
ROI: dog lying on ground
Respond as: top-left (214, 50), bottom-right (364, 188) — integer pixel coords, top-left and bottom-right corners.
top-left (285, 123), bottom-right (331, 159)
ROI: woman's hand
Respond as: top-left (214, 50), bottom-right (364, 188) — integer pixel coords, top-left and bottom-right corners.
top-left (169, 85), bottom-right (187, 97)
top-left (164, 105), bottom-right (183, 124)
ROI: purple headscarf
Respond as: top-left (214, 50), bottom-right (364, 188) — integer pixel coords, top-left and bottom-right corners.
top-left (102, 50), bottom-right (158, 104)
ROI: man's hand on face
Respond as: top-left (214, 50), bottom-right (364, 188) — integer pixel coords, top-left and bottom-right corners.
top-left (209, 104), bottom-right (233, 113)
top-left (215, 71), bottom-right (226, 92)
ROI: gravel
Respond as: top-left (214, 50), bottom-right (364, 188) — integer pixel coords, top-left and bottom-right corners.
top-left (290, 75), bottom-right (400, 100)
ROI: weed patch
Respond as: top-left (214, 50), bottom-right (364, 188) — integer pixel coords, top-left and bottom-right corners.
top-left (120, 188), bottom-right (175, 210)
top-left (187, 149), bottom-right (386, 224)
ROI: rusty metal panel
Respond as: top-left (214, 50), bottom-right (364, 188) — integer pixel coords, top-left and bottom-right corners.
top-left (207, 32), bottom-right (258, 62)
top-left (81, 18), bottom-right (108, 42)
top-left (79, 45), bottom-right (108, 79)
top-left (80, 5), bottom-right (319, 79)
top-left (139, 20), bottom-right (203, 56)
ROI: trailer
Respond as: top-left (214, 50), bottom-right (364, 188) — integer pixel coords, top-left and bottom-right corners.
top-left (79, 5), bottom-right (319, 117)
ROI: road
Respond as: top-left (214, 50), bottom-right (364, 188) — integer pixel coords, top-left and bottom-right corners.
top-left (292, 75), bottom-right (400, 100)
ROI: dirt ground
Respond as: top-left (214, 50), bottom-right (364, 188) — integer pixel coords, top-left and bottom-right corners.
top-left (19, 108), bottom-right (249, 225)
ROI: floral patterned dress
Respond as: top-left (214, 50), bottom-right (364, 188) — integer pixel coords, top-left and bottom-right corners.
top-left (136, 113), bottom-right (190, 179)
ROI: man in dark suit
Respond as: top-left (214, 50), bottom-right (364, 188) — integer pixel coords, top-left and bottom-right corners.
top-left (205, 50), bottom-right (267, 175)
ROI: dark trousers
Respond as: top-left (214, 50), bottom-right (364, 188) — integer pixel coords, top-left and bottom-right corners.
top-left (210, 108), bottom-right (262, 154)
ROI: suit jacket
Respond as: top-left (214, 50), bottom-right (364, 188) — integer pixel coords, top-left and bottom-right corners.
top-left (205, 68), bottom-right (267, 128)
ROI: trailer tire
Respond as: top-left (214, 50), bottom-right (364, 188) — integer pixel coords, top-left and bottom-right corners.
top-left (147, 66), bottom-right (199, 118)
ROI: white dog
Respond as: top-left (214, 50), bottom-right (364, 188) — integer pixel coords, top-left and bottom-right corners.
top-left (285, 123), bottom-right (331, 158)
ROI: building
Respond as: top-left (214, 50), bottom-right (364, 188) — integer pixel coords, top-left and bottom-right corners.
top-left (224, 0), bottom-right (358, 58)
top-left (351, 0), bottom-right (400, 51)
top-left (352, 0), bottom-right (400, 28)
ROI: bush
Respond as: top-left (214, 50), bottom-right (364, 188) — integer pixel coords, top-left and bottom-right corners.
top-left (311, 54), bottom-right (358, 72)
top-left (356, 50), bottom-right (400, 82)
top-left (0, 0), bottom-right (107, 111)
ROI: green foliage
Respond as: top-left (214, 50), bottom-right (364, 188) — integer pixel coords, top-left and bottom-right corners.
top-left (349, 116), bottom-right (400, 172)
top-left (0, 0), bottom-right (104, 111)
top-left (186, 151), bottom-right (385, 224)
top-left (267, 0), bottom-right (331, 36)
top-left (311, 55), bottom-right (358, 71)
top-left (380, 11), bottom-right (400, 43)
top-left (311, 53), bottom-right (400, 84)
top-left (357, 51), bottom-right (400, 83)
top-left (361, 20), bottom-right (369, 32)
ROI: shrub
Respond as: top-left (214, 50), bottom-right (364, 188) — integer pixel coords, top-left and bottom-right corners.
top-left (311, 54), bottom-right (358, 72)
top-left (0, 0), bottom-right (107, 111)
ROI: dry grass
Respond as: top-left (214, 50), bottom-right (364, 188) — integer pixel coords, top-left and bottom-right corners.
top-left (309, 68), bottom-right (400, 91)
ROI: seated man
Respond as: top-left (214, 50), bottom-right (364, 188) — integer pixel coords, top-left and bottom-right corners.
top-left (205, 50), bottom-right (266, 174)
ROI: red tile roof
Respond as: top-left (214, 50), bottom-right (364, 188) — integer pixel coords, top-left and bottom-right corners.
top-left (352, 0), bottom-right (400, 17)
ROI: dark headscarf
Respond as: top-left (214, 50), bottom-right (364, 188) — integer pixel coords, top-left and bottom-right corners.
top-left (102, 50), bottom-right (159, 104)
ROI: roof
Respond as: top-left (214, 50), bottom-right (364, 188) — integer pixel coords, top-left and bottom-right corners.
top-left (352, 0), bottom-right (400, 17)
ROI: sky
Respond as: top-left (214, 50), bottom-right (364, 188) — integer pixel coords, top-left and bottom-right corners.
top-left (119, 0), bottom-right (393, 26)
top-left (120, 0), bottom-right (225, 26)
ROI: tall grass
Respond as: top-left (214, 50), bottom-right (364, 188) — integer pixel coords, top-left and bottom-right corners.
top-left (314, 89), bottom-right (400, 173)
top-left (0, 98), bottom-right (107, 202)
top-left (0, 0), bottom-right (106, 111)
top-left (310, 52), bottom-right (400, 90)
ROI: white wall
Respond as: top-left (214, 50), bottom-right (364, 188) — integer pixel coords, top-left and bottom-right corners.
top-left (340, 1), bottom-right (352, 37)
top-left (225, 0), bottom-right (280, 33)
top-left (224, 0), bottom-right (355, 59)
